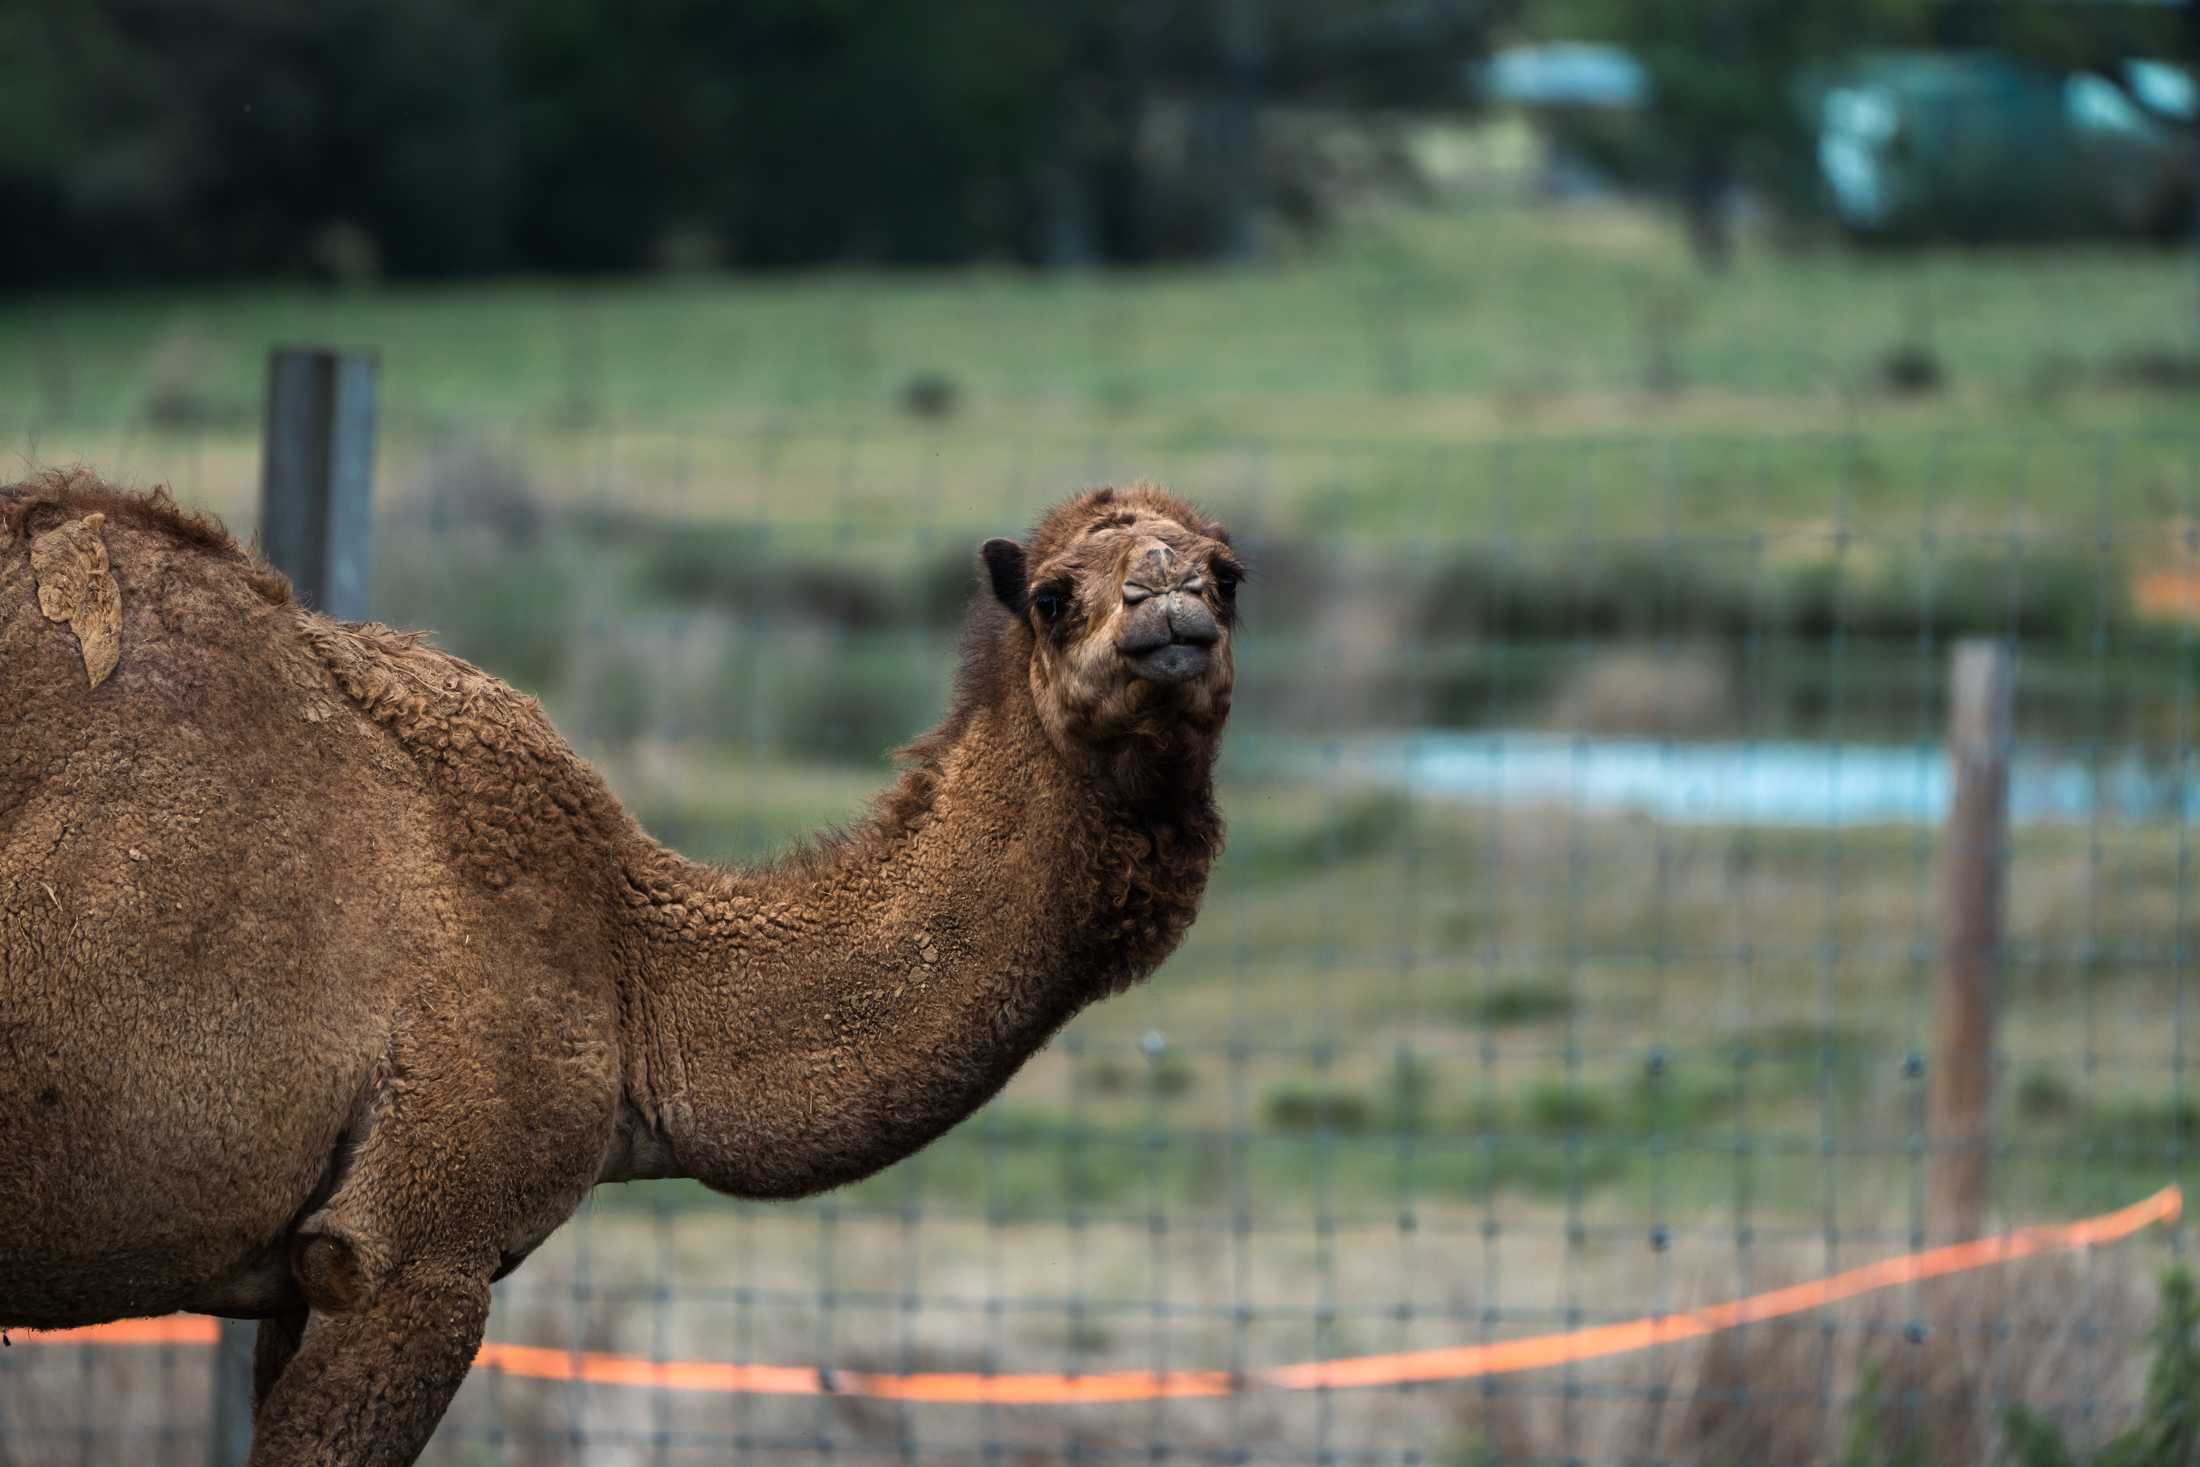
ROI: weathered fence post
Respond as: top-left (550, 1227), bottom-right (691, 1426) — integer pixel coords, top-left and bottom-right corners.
top-left (1929, 639), bottom-right (2011, 1466)
top-left (1932, 639), bottom-right (2010, 1245)
top-left (256, 349), bottom-right (379, 619)
top-left (209, 347), bottom-right (379, 1467)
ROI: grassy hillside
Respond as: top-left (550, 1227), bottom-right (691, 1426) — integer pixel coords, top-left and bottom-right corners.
top-left (7, 200), bottom-right (2198, 537)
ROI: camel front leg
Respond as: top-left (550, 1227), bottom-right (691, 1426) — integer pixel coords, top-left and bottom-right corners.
top-left (246, 1264), bottom-right (490, 1467)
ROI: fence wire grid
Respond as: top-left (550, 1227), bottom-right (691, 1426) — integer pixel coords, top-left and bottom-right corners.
top-left (6, 113), bottom-right (2200, 1457)
top-left (0, 408), bottom-right (2192, 1467)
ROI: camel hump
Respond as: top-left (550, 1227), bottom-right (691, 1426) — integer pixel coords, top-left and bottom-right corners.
top-left (2, 470), bottom-right (293, 608)
top-left (4, 474), bottom-right (306, 708)
top-left (4, 472), bottom-right (637, 892)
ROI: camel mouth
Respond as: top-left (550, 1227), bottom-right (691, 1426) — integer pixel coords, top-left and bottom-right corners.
top-left (1126, 643), bottom-right (1211, 685)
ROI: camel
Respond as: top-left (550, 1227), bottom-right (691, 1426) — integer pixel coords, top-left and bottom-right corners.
top-left (0, 470), bottom-right (1240, 1466)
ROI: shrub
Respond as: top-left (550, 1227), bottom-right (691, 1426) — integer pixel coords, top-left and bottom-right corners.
top-left (1462, 980), bottom-right (1574, 1027)
top-left (1264, 1085), bottom-right (1374, 1134)
top-left (2000, 1269), bottom-right (2200, 1467)
top-left (409, 434), bottom-right (544, 546)
top-left (1411, 537), bottom-right (2137, 652)
top-left (2017, 1067), bottom-right (2079, 1122)
top-left (1522, 1079), bottom-right (1615, 1134)
top-left (141, 324), bottom-right (244, 428)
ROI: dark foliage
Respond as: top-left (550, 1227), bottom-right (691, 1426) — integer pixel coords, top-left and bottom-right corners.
top-left (0, 0), bottom-right (1502, 284)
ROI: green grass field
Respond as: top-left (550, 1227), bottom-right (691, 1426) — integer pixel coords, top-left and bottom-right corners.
top-left (6, 203), bottom-right (2196, 427)
top-left (9, 199), bottom-right (2199, 538)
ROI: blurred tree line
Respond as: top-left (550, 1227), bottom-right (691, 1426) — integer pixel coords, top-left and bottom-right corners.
top-left (3, 0), bottom-right (2190, 286)
top-left (0, 0), bottom-right (1499, 285)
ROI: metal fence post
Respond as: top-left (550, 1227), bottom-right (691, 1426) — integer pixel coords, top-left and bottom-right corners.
top-left (1932, 639), bottom-right (2010, 1246)
top-left (209, 347), bottom-right (379, 1467)
top-left (257, 349), bottom-right (379, 620)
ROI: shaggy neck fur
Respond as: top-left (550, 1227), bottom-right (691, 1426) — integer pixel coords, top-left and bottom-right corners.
top-left (610, 612), bottom-right (1223, 1197)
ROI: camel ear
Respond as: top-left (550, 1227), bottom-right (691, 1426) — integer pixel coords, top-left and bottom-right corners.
top-left (981, 538), bottom-right (1027, 614)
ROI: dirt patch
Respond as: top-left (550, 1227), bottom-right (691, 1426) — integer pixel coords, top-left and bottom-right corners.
top-left (1545, 646), bottom-right (1732, 736)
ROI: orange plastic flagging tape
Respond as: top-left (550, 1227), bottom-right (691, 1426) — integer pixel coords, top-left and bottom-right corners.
top-left (17, 1186), bottom-right (2181, 1404)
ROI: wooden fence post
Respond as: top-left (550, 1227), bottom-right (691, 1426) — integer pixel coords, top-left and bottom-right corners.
top-left (209, 347), bottom-right (379, 1466)
top-left (1931, 639), bottom-right (2011, 1466)
top-left (1932, 639), bottom-right (2010, 1246)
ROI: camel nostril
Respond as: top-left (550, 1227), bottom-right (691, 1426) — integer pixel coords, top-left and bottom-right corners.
top-left (1115, 603), bottom-right (1172, 656)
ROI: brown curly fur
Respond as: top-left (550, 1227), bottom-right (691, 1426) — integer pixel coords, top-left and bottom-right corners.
top-left (0, 471), bottom-right (1237, 1466)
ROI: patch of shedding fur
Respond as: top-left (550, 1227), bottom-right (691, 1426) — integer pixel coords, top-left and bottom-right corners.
top-left (28, 513), bottom-right (123, 688)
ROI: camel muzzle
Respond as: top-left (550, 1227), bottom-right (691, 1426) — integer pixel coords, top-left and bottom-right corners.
top-left (1115, 573), bottom-right (1221, 686)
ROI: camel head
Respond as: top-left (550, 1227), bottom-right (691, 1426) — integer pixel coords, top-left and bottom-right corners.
top-left (980, 484), bottom-right (1240, 768)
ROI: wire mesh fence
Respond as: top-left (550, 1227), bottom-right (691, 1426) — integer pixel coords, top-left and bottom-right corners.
top-left (6, 0), bottom-right (2200, 1450)
top-left (5, 395), bottom-right (2198, 1464)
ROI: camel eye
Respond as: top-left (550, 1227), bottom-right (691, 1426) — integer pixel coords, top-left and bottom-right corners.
top-left (1212, 564), bottom-right (1241, 602)
top-left (1031, 588), bottom-right (1066, 621)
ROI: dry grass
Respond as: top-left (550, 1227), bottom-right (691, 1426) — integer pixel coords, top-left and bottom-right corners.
top-left (4, 1202), bottom-right (2168, 1465)
top-left (1544, 648), bottom-right (1735, 736)
top-left (1453, 1256), bottom-right (2162, 1467)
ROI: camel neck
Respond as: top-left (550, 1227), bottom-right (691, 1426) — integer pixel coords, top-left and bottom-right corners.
top-left (608, 692), bottom-right (1220, 1196)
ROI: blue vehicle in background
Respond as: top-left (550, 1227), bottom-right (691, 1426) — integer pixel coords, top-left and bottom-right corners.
top-left (1806, 52), bottom-right (2197, 241)
top-left (1485, 44), bottom-right (2198, 243)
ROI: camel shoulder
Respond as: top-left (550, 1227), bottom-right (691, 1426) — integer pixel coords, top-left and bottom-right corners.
top-left (302, 618), bottom-right (562, 767)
